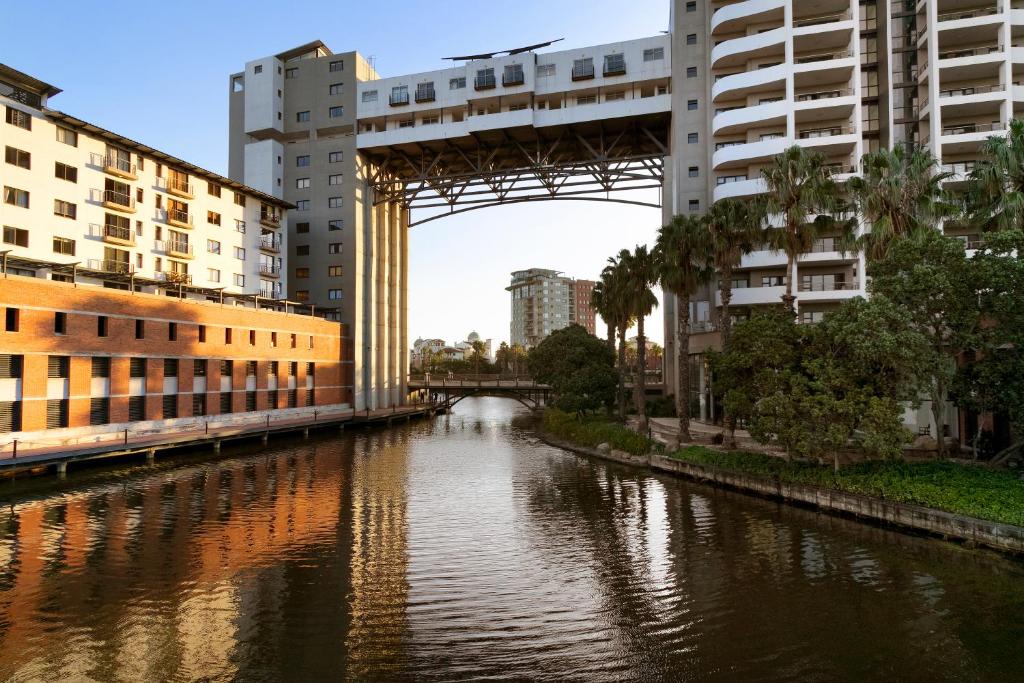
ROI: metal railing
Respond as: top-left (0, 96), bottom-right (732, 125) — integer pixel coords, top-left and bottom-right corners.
top-left (102, 154), bottom-right (136, 177)
top-left (260, 211), bottom-right (280, 226)
top-left (260, 234), bottom-right (281, 250)
top-left (796, 88), bottom-right (854, 101)
top-left (793, 11), bottom-right (852, 27)
top-left (798, 279), bottom-right (856, 292)
top-left (937, 5), bottom-right (1001, 21)
top-left (259, 263), bottom-right (280, 276)
top-left (503, 67), bottom-right (525, 86)
top-left (103, 223), bottom-right (134, 242)
top-left (474, 73), bottom-right (496, 90)
top-left (939, 45), bottom-right (1002, 60)
top-left (414, 85), bottom-right (435, 102)
top-left (159, 176), bottom-right (193, 196)
top-left (166, 240), bottom-right (193, 256)
top-left (87, 259), bottom-right (133, 275)
top-left (795, 50), bottom-right (852, 64)
top-left (389, 90), bottom-right (410, 106)
top-left (943, 122), bottom-right (1003, 135)
top-left (102, 189), bottom-right (135, 209)
top-left (940, 83), bottom-right (1004, 97)
top-left (165, 208), bottom-right (192, 226)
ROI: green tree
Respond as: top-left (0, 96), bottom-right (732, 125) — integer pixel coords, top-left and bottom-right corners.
top-left (849, 145), bottom-right (958, 262)
top-left (618, 245), bottom-right (659, 431)
top-left (495, 342), bottom-right (511, 373)
top-left (868, 230), bottom-right (978, 457)
top-left (603, 252), bottom-right (636, 419)
top-left (705, 198), bottom-right (763, 345)
top-left (965, 119), bottom-right (1024, 233)
top-left (761, 146), bottom-right (850, 312)
top-left (528, 324), bottom-right (617, 417)
top-left (590, 275), bottom-right (617, 355)
top-left (470, 339), bottom-right (486, 375)
top-left (654, 214), bottom-right (715, 442)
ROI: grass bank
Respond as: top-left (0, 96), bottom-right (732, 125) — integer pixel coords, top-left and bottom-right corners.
top-left (671, 446), bottom-right (1024, 528)
top-left (542, 409), bottom-right (660, 456)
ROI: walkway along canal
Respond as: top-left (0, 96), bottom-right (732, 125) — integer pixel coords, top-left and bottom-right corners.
top-left (0, 397), bottom-right (1022, 680)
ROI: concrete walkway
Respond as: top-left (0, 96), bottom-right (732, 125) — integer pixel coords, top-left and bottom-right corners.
top-left (633, 416), bottom-right (787, 457)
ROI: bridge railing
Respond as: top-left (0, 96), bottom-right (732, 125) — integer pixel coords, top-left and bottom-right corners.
top-left (409, 373), bottom-right (534, 383)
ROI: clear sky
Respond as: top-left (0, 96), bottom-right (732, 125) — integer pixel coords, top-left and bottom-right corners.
top-left (4, 0), bottom-right (670, 347)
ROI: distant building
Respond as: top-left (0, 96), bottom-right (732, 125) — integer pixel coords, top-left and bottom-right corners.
top-left (411, 331), bottom-right (492, 369)
top-left (507, 269), bottom-right (596, 348)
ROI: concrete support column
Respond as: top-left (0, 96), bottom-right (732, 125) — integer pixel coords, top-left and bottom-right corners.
top-left (398, 205), bottom-right (409, 406)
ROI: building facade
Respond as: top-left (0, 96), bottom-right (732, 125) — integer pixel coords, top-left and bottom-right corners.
top-left (507, 269), bottom-right (596, 348)
top-left (1, 65), bottom-right (289, 298)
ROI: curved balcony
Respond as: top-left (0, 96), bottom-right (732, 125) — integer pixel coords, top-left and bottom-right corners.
top-left (711, 0), bottom-right (785, 36)
top-left (711, 26), bottom-right (785, 69)
top-left (713, 176), bottom-right (767, 202)
top-left (712, 63), bottom-right (787, 103)
top-left (792, 51), bottom-right (856, 74)
top-left (713, 99), bottom-right (788, 135)
top-left (712, 136), bottom-right (789, 171)
top-left (719, 285), bottom-right (786, 307)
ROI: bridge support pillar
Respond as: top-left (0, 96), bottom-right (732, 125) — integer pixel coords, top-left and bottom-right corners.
top-left (56, 461), bottom-right (67, 478)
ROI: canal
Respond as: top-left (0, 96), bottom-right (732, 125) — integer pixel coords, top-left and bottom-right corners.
top-left (1, 397), bottom-right (1022, 681)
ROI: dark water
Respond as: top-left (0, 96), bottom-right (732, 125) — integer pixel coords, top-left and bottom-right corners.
top-left (1, 397), bottom-right (1022, 681)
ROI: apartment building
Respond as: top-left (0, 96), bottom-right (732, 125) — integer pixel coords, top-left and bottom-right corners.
top-left (507, 269), bottom-right (596, 348)
top-left (1, 64), bottom-right (289, 298)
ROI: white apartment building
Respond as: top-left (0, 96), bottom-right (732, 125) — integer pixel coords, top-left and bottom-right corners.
top-left (1, 64), bottom-right (288, 299)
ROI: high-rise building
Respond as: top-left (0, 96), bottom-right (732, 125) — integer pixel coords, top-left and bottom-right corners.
top-left (507, 269), bottom-right (595, 348)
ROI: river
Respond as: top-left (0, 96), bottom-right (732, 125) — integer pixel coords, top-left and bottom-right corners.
top-left (0, 397), bottom-right (1022, 681)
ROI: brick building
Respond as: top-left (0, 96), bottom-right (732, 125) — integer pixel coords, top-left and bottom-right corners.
top-left (0, 275), bottom-right (351, 436)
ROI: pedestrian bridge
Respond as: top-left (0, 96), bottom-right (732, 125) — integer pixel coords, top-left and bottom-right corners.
top-left (408, 375), bottom-right (550, 409)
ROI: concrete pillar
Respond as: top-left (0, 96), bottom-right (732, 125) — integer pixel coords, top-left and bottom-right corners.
top-left (56, 461), bottom-right (67, 477)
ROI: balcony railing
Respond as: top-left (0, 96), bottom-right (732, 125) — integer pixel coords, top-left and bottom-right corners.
top-left (943, 122), bottom-right (1003, 136)
top-left (87, 259), bottom-right (133, 275)
top-left (414, 85), bottom-right (435, 103)
top-left (798, 125), bottom-right (855, 139)
top-left (102, 223), bottom-right (134, 244)
top-left (260, 211), bottom-right (281, 228)
top-left (941, 161), bottom-right (979, 175)
top-left (158, 271), bottom-right (192, 285)
top-left (939, 45), bottom-right (1001, 60)
top-left (164, 208), bottom-right (193, 228)
top-left (474, 73), bottom-right (496, 90)
top-left (938, 5), bottom-right (1001, 22)
top-left (102, 155), bottom-right (136, 179)
top-left (572, 62), bottom-right (595, 81)
top-left (798, 279), bottom-right (856, 292)
top-left (796, 88), bottom-right (854, 101)
top-left (940, 83), bottom-right (1004, 97)
top-left (794, 50), bottom-right (853, 64)
top-left (260, 234), bottom-right (281, 251)
top-left (793, 11), bottom-right (852, 27)
top-left (101, 189), bottom-right (136, 211)
top-left (159, 176), bottom-right (194, 198)
top-left (165, 240), bottom-right (194, 258)
top-left (259, 263), bottom-right (281, 276)
top-left (389, 90), bottom-right (410, 106)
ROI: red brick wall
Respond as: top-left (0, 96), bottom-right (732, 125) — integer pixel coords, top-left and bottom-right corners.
top-left (0, 276), bottom-right (352, 432)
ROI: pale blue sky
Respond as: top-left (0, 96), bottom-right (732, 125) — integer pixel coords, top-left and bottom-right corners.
top-left (5, 0), bottom-right (670, 347)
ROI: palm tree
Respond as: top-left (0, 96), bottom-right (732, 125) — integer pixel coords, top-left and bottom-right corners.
top-left (470, 339), bottom-right (486, 375)
top-left (654, 214), bottom-right (715, 443)
top-left (849, 145), bottom-right (957, 261)
top-left (761, 146), bottom-right (849, 313)
top-left (705, 198), bottom-right (763, 346)
top-left (591, 276), bottom-right (617, 355)
top-left (619, 245), bottom-right (659, 431)
top-left (603, 253), bottom-right (635, 419)
top-left (965, 119), bottom-right (1024, 233)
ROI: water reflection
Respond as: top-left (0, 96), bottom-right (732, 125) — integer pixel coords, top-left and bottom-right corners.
top-left (0, 397), bottom-right (1021, 681)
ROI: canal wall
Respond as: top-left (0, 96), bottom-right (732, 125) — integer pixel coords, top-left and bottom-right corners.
top-left (538, 433), bottom-right (1024, 556)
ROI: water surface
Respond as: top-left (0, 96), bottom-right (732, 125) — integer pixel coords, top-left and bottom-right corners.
top-left (1, 397), bottom-right (1022, 681)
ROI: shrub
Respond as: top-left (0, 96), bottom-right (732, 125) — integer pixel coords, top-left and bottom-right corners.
top-left (543, 409), bottom-right (658, 456)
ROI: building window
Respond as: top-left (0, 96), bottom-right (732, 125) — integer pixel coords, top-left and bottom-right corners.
top-left (285, 67), bottom-right (298, 79)
top-left (97, 316), bottom-right (108, 337)
top-left (296, 222), bottom-right (310, 233)
top-left (329, 83), bottom-right (344, 96)
top-left (5, 146), bottom-right (29, 169)
top-left (328, 242), bottom-right (342, 254)
top-left (5, 308), bottom-right (18, 332)
top-left (50, 162), bottom-right (77, 184)
top-left (53, 236), bottom-right (75, 255)
top-left (296, 177), bottom-right (311, 190)
top-left (207, 211), bottom-right (221, 225)
top-left (53, 200), bottom-right (76, 219)
top-left (295, 267), bottom-right (309, 278)
top-left (3, 187), bottom-right (29, 208)
top-left (168, 322), bottom-right (177, 341)
top-left (328, 220), bottom-right (343, 231)
top-left (295, 290), bottom-right (309, 301)
top-left (207, 239), bottom-right (221, 254)
top-left (296, 155), bottom-right (310, 167)
top-left (329, 106), bottom-right (344, 117)
top-left (688, 132), bottom-right (698, 144)
top-left (328, 265), bottom-right (343, 277)
top-left (234, 274), bottom-right (245, 287)
top-left (56, 126), bottom-right (77, 146)
top-left (688, 166), bottom-right (699, 178)
top-left (235, 219), bottom-right (246, 233)
top-left (53, 312), bottom-right (66, 334)
top-left (687, 99), bottom-right (698, 111)
top-left (450, 76), bottom-right (466, 89)
top-left (688, 199), bottom-right (700, 212)
top-left (296, 111), bottom-right (310, 123)
top-left (328, 197), bottom-right (343, 208)
top-left (133, 319), bottom-right (144, 339)
top-left (537, 64), bottom-right (556, 78)
top-left (296, 199), bottom-right (310, 211)
top-left (686, 34), bottom-right (697, 45)
top-left (687, 66), bottom-right (697, 78)
top-left (329, 151), bottom-right (343, 163)
top-left (2, 226), bottom-right (28, 247)
top-left (208, 267), bottom-right (221, 283)
top-left (249, 330), bottom-right (256, 346)
top-left (328, 289), bottom-right (342, 300)
top-left (234, 192), bottom-right (245, 207)
top-left (208, 182), bottom-right (221, 197)
top-left (362, 90), bottom-right (378, 103)
top-left (5, 107), bottom-right (30, 130)
top-left (643, 47), bottom-right (665, 62)
top-left (296, 244), bottom-right (310, 256)
top-left (329, 60), bottom-right (343, 72)
top-left (686, 1), bottom-right (696, 10)
top-left (254, 64), bottom-right (263, 74)
top-left (234, 246), bottom-right (245, 260)
top-left (328, 174), bottom-right (343, 186)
